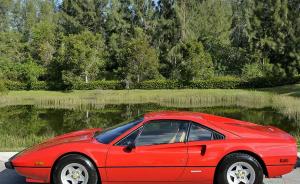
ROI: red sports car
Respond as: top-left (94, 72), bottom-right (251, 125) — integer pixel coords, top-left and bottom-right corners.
top-left (5, 111), bottom-right (299, 184)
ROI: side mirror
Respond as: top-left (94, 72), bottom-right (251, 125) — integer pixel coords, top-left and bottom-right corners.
top-left (124, 141), bottom-right (136, 152)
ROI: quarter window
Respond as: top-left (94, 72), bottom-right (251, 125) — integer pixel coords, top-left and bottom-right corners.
top-left (188, 123), bottom-right (212, 142)
top-left (117, 128), bottom-right (141, 146)
top-left (135, 120), bottom-right (189, 146)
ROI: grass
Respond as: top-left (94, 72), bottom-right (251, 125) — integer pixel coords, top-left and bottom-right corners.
top-left (0, 88), bottom-right (299, 116)
top-left (1, 85), bottom-right (300, 150)
top-left (261, 84), bottom-right (300, 97)
top-left (0, 89), bottom-right (274, 109)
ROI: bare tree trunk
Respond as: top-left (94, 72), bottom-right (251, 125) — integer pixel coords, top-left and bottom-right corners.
top-left (86, 110), bottom-right (89, 119)
top-left (85, 73), bottom-right (88, 83)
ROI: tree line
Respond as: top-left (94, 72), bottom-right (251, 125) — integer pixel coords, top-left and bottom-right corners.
top-left (0, 0), bottom-right (299, 90)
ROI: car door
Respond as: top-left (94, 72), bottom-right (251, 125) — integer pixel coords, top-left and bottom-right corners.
top-left (105, 119), bottom-right (189, 182)
top-left (182, 122), bottom-right (225, 184)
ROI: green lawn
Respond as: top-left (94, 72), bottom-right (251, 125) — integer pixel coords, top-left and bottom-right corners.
top-left (261, 84), bottom-right (300, 97)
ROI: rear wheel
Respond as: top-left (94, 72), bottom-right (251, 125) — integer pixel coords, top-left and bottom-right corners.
top-left (52, 154), bottom-right (99, 184)
top-left (216, 153), bottom-right (263, 184)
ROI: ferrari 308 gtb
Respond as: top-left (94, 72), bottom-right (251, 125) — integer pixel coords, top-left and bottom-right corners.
top-left (5, 111), bottom-right (299, 184)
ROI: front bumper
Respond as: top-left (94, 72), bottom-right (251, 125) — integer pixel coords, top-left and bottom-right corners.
top-left (4, 161), bottom-right (14, 169)
top-left (4, 152), bottom-right (19, 170)
top-left (296, 157), bottom-right (300, 168)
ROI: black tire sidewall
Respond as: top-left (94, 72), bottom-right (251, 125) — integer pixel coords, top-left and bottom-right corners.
top-left (52, 154), bottom-right (98, 184)
top-left (216, 153), bottom-right (264, 184)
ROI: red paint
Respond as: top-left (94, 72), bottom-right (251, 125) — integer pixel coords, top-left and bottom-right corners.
top-left (10, 111), bottom-right (297, 183)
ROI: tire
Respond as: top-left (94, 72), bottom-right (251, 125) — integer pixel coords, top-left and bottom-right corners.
top-left (216, 153), bottom-right (263, 184)
top-left (52, 154), bottom-right (99, 184)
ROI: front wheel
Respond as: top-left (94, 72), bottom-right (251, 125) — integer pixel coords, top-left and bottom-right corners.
top-left (216, 153), bottom-right (263, 184)
top-left (52, 154), bottom-right (99, 184)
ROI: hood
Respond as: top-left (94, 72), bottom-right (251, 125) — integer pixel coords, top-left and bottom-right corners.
top-left (20, 128), bottom-right (102, 155)
top-left (201, 113), bottom-right (295, 140)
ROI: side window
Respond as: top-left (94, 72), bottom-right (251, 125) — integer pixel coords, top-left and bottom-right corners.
top-left (117, 128), bottom-right (141, 146)
top-left (188, 123), bottom-right (212, 142)
top-left (135, 120), bottom-right (189, 146)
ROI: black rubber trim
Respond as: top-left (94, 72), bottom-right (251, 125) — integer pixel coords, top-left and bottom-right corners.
top-left (296, 157), bottom-right (300, 168)
top-left (4, 162), bottom-right (14, 169)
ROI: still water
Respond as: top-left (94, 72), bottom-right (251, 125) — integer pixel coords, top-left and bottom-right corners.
top-left (0, 104), bottom-right (299, 150)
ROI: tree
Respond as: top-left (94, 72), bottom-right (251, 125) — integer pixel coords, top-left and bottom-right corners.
top-left (21, 59), bottom-right (45, 87)
top-left (31, 21), bottom-right (56, 66)
top-left (0, 0), bottom-right (13, 31)
top-left (0, 31), bottom-right (24, 63)
top-left (248, 0), bottom-right (300, 76)
top-left (103, 0), bottom-right (132, 79)
top-left (117, 28), bottom-right (160, 84)
top-left (188, 0), bottom-right (233, 45)
top-left (153, 0), bottom-right (181, 78)
top-left (230, 0), bottom-right (254, 48)
top-left (56, 31), bottom-right (107, 87)
top-left (22, 0), bottom-right (39, 41)
top-left (132, 0), bottom-right (157, 32)
top-left (167, 40), bottom-right (214, 82)
top-left (59, 0), bottom-right (99, 34)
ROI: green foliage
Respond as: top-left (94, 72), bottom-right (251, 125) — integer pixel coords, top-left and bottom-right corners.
top-left (0, 0), bottom-right (298, 90)
top-left (242, 63), bottom-right (264, 80)
top-left (247, 0), bottom-right (300, 76)
top-left (188, 0), bottom-right (233, 44)
top-left (31, 81), bottom-right (47, 90)
top-left (73, 81), bottom-right (123, 90)
top-left (246, 76), bottom-right (300, 88)
top-left (31, 21), bottom-right (56, 66)
top-left (118, 28), bottom-right (161, 84)
top-left (0, 32), bottom-right (24, 63)
top-left (0, 80), bottom-right (7, 94)
top-left (134, 80), bottom-right (182, 89)
top-left (21, 59), bottom-right (45, 88)
top-left (62, 71), bottom-right (82, 90)
top-left (189, 77), bottom-right (243, 89)
top-left (60, 0), bottom-right (100, 34)
top-left (56, 31), bottom-right (107, 88)
top-left (4, 81), bottom-right (27, 90)
top-left (167, 40), bottom-right (214, 82)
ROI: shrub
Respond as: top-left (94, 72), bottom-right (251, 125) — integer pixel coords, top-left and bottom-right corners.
top-left (189, 76), bottom-right (243, 89)
top-left (4, 81), bottom-right (27, 90)
top-left (73, 81), bottom-right (123, 90)
top-left (134, 80), bottom-right (182, 89)
top-left (31, 81), bottom-right (47, 90)
top-left (241, 63), bottom-right (264, 80)
top-left (244, 76), bottom-right (300, 88)
top-left (0, 80), bottom-right (8, 94)
top-left (62, 71), bottom-right (82, 90)
top-left (1, 76), bottom-right (300, 91)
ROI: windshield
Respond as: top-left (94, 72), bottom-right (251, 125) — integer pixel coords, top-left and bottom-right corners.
top-left (95, 116), bottom-right (144, 144)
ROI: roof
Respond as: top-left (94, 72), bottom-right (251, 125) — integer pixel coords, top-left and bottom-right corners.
top-left (144, 111), bottom-right (204, 120)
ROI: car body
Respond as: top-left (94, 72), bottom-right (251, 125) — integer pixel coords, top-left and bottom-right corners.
top-left (5, 111), bottom-right (299, 184)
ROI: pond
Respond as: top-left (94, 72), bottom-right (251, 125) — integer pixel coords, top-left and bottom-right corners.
top-left (0, 104), bottom-right (299, 151)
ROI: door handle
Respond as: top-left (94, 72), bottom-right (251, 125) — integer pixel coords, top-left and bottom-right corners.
top-left (200, 145), bottom-right (207, 156)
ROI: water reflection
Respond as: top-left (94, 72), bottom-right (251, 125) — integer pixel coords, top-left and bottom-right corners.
top-left (0, 104), bottom-right (299, 151)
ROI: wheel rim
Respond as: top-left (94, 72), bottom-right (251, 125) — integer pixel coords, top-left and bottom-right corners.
top-left (61, 163), bottom-right (89, 184)
top-left (226, 162), bottom-right (256, 184)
